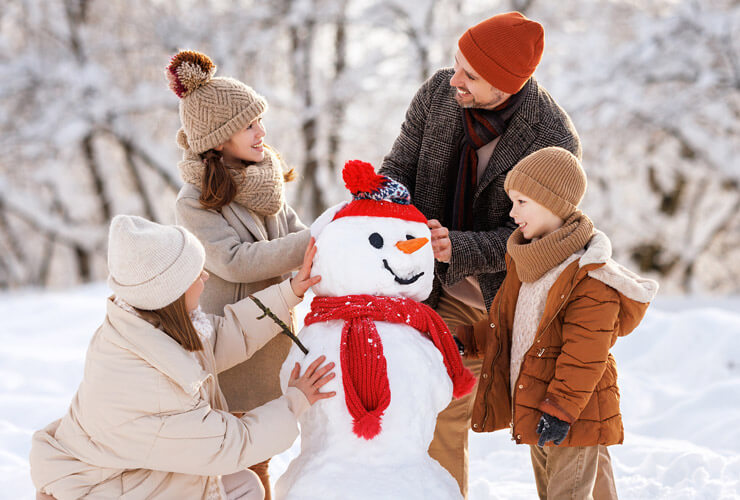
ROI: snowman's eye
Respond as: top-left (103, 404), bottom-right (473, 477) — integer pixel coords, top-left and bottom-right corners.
top-left (369, 232), bottom-right (384, 249)
top-left (406, 234), bottom-right (414, 240)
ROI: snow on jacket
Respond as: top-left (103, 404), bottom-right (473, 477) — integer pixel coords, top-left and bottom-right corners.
top-left (469, 231), bottom-right (658, 446)
top-left (379, 69), bottom-right (581, 309)
top-left (176, 182), bottom-right (310, 412)
top-left (30, 279), bottom-right (309, 499)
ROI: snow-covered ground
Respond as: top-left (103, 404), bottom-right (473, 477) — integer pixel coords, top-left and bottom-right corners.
top-left (1, 285), bottom-right (738, 499)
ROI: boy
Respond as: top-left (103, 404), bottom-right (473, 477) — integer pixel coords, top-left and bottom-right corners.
top-left (460, 147), bottom-right (658, 499)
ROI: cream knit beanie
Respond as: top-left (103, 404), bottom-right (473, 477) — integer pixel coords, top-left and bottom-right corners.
top-left (107, 215), bottom-right (205, 310)
top-left (167, 50), bottom-right (267, 154)
top-left (504, 146), bottom-right (587, 219)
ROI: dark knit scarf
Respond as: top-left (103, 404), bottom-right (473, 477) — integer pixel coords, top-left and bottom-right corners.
top-left (305, 294), bottom-right (476, 440)
top-left (451, 80), bottom-right (530, 230)
top-left (507, 211), bottom-right (594, 282)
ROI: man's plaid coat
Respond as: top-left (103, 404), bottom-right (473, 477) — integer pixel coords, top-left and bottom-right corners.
top-left (380, 68), bottom-right (581, 310)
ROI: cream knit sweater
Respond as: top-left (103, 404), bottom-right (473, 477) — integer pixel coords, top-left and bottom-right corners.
top-left (510, 251), bottom-right (583, 394)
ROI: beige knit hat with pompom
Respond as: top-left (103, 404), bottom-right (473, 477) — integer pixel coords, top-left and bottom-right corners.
top-left (166, 50), bottom-right (267, 154)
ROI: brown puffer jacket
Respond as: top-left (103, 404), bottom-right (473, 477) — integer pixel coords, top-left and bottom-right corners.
top-left (468, 231), bottom-right (658, 446)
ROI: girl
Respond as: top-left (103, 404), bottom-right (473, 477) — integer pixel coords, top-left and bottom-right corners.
top-left (167, 50), bottom-right (311, 497)
top-left (30, 215), bottom-right (335, 499)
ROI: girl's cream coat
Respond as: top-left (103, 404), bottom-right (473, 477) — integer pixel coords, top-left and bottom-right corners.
top-left (30, 280), bottom-right (308, 499)
top-left (176, 183), bottom-right (310, 412)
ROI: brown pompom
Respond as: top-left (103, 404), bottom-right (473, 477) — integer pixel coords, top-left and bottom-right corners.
top-left (166, 50), bottom-right (216, 98)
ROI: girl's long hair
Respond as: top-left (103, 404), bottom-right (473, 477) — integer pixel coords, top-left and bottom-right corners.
top-left (135, 294), bottom-right (203, 352)
top-left (198, 145), bottom-right (296, 210)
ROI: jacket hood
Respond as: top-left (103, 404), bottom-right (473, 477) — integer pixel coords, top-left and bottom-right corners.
top-left (579, 230), bottom-right (659, 335)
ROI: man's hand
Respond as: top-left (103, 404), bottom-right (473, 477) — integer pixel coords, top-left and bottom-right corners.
top-left (428, 219), bottom-right (451, 263)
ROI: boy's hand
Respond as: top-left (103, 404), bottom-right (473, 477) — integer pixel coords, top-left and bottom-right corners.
top-left (288, 355), bottom-right (336, 405)
top-left (536, 412), bottom-right (570, 447)
top-left (427, 219), bottom-right (451, 263)
top-left (290, 237), bottom-right (321, 298)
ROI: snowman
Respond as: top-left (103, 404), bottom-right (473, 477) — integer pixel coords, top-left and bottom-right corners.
top-left (275, 160), bottom-right (475, 500)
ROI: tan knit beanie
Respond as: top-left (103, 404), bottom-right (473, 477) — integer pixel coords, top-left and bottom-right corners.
top-left (107, 215), bottom-right (205, 310)
top-left (166, 50), bottom-right (267, 154)
top-left (504, 147), bottom-right (586, 219)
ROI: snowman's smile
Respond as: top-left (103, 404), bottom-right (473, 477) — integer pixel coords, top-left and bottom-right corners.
top-left (382, 259), bottom-right (424, 285)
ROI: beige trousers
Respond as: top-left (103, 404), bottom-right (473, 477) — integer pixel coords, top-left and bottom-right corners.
top-left (429, 292), bottom-right (487, 498)
top-left (529, 444), bottom-right (618, 500)
top-left (248, 459), bottom-right (271, 500)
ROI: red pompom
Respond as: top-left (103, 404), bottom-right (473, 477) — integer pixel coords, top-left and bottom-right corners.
top-left (452, 368), bottom-right (477, 399)
top-left (353, 413), bottom-right (383, 440)
top-left (342, 160), bottom-right (385, 195)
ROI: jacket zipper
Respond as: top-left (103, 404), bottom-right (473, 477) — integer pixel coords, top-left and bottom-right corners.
top-left (510, 283), bottom-right (576, 442)
top-left (480, 297), bottom-right (503, 430)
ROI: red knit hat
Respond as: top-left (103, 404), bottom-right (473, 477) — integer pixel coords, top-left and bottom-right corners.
top-left (458, 12), bottom-right (544, 94)
top-left (333, 160), bottom-right (427, 224)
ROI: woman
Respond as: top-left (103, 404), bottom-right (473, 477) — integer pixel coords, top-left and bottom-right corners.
top-left (30, 215), bottom-right (334, 499)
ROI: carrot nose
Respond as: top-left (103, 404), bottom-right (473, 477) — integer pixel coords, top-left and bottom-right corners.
top-left (395, 237), bottom-right (429, 254)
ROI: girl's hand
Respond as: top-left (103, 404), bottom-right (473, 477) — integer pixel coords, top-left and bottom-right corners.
top-left (290, 237), bottom-right (321, 298)
top-left (288, 355), bottom-right (336, 405)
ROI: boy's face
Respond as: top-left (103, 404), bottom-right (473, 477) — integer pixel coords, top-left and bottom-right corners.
top-left (508, 189), bottom-right (564, 240)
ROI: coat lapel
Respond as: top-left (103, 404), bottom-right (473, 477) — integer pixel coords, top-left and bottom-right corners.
top-left (228, 203), bottom-right (268, 241)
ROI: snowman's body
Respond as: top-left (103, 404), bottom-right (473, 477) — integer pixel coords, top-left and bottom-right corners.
top-left (275, 213), bottom-right (463, 499)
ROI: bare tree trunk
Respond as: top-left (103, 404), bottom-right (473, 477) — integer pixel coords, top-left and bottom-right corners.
top-left (510, 0), bottom-right (535, 13)
top-left (327, 0), bottom-right (349, 175)
top-left (63, 0), bottom-right (89, 64)
top-left (120, 137), bottom-right (158, 222)
top-left (82, 132), bottom-right (112, 222)
top-left (386, 2), bottom-right (435, 82)
top-left (290, 13), bottom-right (325, 218)
top-left (79, 132), bottom-right (111, 282)
top-left (120, 135), bottom-right (181, 192)
top-left (0, 199), bottom-right (27, 287)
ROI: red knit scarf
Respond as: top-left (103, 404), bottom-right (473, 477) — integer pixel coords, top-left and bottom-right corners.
top-left (305, 295), bottom-right (476, 440)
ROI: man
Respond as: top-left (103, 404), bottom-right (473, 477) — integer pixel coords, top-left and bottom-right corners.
top-left (379, 12), bottom-right (583, 498)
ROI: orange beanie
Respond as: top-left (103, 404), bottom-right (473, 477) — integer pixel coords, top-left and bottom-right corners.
top-left (458, 12), bottom-right (544, 94)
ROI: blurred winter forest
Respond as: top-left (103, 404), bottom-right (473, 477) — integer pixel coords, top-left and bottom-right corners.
top-left (0, 0), bottom-right (738, 294)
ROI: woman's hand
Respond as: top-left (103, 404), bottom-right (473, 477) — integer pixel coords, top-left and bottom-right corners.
top-left (290, 237), bottom-right (321, 298)
top-left (288, 355), bottom-right (336, 405)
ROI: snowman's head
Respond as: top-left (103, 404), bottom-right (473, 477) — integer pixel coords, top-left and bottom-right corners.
top-left (312, 215), bottom-right (433, 300)
top-left (311, 160), bottom-right (433, 301)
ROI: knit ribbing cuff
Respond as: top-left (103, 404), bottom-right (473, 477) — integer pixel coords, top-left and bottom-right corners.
top-left (284, 386), bottom-right (310, 418)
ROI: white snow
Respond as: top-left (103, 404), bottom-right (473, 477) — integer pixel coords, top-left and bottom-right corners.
top-left (1, 286), bottom-right (739, 499)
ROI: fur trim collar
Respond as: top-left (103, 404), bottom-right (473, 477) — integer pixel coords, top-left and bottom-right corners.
top-left (579, 230), bottom-right (659, 303)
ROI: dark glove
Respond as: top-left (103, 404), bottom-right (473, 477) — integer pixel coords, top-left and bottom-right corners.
top-left (536, 412), bottom-right (570, 447)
